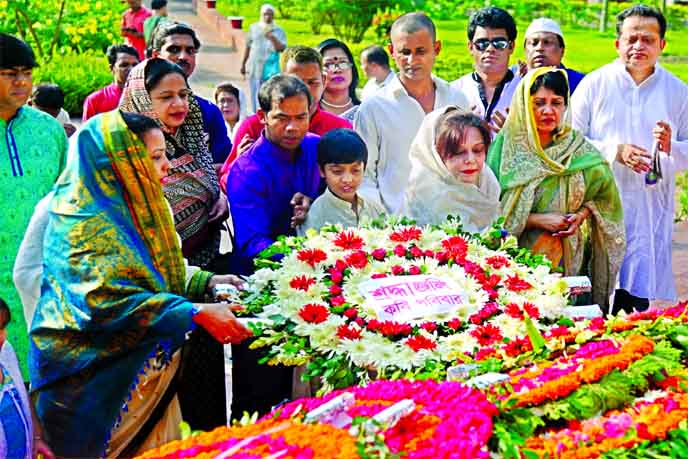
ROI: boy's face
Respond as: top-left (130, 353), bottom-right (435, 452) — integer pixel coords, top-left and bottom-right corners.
top-left (320, 161), bottom-right (364, 204)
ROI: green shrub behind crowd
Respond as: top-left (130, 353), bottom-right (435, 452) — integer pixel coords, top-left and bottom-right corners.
top-left (33, 51), bottom-right (112, 116)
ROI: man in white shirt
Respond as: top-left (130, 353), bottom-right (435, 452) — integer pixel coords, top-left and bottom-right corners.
top-left (360, 45), bottom-right (396, 101)
top-left (572, 5), bottom-right (688, 313)
top-left (452, 7), bottom-right (520, 132)
top-left (354, 12), bottom-right (469, 213)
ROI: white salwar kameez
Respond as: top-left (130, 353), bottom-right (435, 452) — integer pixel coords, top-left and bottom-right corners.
top-left (572, 59), bottom-right (688, 301)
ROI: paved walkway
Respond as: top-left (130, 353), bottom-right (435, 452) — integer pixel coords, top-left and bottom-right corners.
top-left (167, 0), bottom-right (248, 101)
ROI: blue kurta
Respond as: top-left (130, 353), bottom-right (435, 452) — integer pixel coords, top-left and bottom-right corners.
top-left (227, 132), bottom-right (321, 274)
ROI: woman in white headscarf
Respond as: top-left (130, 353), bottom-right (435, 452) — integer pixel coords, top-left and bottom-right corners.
top-left (240, 4), bottom-right (287, 112)
top-left (404, 107), bottom-right (501, 232)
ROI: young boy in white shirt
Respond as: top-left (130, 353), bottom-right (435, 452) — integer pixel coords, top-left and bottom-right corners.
top-left (300, 129), bottom-right (386, 234)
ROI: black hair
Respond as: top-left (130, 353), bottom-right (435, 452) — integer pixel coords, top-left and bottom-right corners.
top-left (144, 58), bottom-right (188, 93)
top-left (258, 74), bottom-right (312, 113)
top-left (0, 298), bottom-right (10, 330)
top-left (391, 12), bottom-right (437, 42)
top-left (151, 21), bottom-right (201, 51)
top-left (468, 7), bottom-right (517, 42)
top-left (152, 0), bottom-right (167, 10)
top-left (435, 110), bottom-right (491, 160)
top-left (530, 70), bottom-right (569, 105)
top-left (0, 33), bottom-right (38, 69)
top-left (361, 45), bottom-right (390, 69)
top-left (317, 38), bottom-right (361, 105)
top-left (31, 83), bottom-right (64, 110)
top-left (106, 44), bottom-right (139, 67)
top-left (317, 128), bottom-right (368, 168)
top-left (214, 81), bottom-right (241, 104)
top-left (616, 4), bottom-right (666, 39)
top-left (120, 111), bottom-right (161, 141)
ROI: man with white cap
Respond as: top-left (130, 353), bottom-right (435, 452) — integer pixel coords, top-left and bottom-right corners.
top-left (522, 17), bottom-right (585, 93)
top-left (241, 4), bottom-right (287, 112)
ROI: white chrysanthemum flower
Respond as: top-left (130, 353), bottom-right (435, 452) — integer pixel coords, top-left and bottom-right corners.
top-left (490, 314), bottom-right (527, 340)
top-left (533, 293), bottom-right (567, 320)
top-left (248, 268), bottom-right (280, 291)
top-left (438, 333), bottom-right (479, 361)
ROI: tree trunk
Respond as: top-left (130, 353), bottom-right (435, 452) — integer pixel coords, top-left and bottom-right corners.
top-left (599, 0), bottom-right (609, 33)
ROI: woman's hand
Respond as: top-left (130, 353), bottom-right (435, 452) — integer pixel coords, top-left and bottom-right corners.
top-left (553, 207), bottom-right (591, 238)
top-left (208, 274), bottom-right (246, 292)
top-left (208, 192), bottom-right (229, 223)
top-left (193, 303), bottom-right (252, 344)
top-left (527, 213), bottom-right (570, 233)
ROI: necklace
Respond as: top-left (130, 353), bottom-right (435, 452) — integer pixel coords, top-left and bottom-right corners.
top-left (320, 97), bottom-right (352, 109)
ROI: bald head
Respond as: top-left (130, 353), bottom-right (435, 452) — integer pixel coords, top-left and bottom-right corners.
top-left (390, 12), bottom-right (436, 42)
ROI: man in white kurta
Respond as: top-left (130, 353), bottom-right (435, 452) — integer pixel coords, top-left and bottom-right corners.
top-left (354, 12), bottom-right (469, 214)
top-left (571, 5), bottom-right (688, 309)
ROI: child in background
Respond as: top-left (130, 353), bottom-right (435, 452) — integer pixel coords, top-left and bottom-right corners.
top-left (0, 298), bottom-right (53, 459)
top-left (29, 83), bottom-right (76, 137)
top-left (299, 128), bottom-right (385, 234)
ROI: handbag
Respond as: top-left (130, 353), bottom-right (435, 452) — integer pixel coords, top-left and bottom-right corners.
top-left (261, 51), bottom-right (281, 81)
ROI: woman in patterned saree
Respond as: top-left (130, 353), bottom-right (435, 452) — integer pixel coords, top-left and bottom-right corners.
top-left (28, 110), bottom-right (250, 458)
top-left (487, 67), bottom-right (625, 308)
top-left (119, 58), bottom-right (231, 430)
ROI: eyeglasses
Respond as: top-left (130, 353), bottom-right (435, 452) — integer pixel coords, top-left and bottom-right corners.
top-left (472, 38), bottom-right (510, 52)
top-left (323, 61), bottom-right (354, 71)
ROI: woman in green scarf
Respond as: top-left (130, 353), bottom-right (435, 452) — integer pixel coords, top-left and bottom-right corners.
top-left (487, 67), bottom-right (625, 307)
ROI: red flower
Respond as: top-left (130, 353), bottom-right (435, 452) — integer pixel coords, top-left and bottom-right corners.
top-left (354, 317), bottom-right (365, 327)
top-left (345, 250), bottom-right (368, 269)
top-left (343, 307), bottom-right (358, 319)
top-left (447, 318), bottom-right (463, 331)
top-left (393, 244), bottom-right (407, 258)
top-left (435, 251), bottom-right (450, 263)
top-left (523, 302), bottom-right (540, 319)
top-left (505, 275), bottom-right (532, 292)
top-left (546, 325), bottom-right (571, 338)
top-left (391, 265), bottom-right (406, 276)
top-left (371, 273), bottom-right (388, 279)
top-left (485, 255), bottom-right (511, 269)
top-left (290, 275), bottom-right (316, 291)
top-left (329, 284), bottom-right (343, 295)
top-left (371, 248), bottom-right (387, 260)
top-left (410, 246), bottom-right (423, 258)
top-left (390, 227), bottom-right (423, 242)
top-left (329, 269), bottom-right (344, 284)
top-left (588, 317), bottom-right (606, 331)
top-left (333, 230), bottom-right (364, 250)
top-left (408, 265), bottom-right (422, 275)
top-left (298, 304), bottom-right (329, 323)
top-left (503, 337), bottom-right (533, 357)
top-left (368, 320), bottom-right (412, 336)
top-left (297, 248), bottom-right (328, 267)
top-left (470, 323), bottom-right (504, 346)
top-left (420, 322), bottom-right (437, 333)
top-left (475, 346), bottom-right (497, 361)
top-left (405, 335), bottom-right (437, 352)
top-left (504, 302), bottom-right (524, 319)
top-left (442, 236), bottom-right (468, 260)
top-left (336, 324), bottom-right (362, 340)
top-left (423, 249), bottom-right (435, 258)
top-left (330, 295), bottom-right (346, 306)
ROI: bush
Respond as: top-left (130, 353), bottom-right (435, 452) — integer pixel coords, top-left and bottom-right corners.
top-left (1, 0), bottom-right (124, 59)
top-left (33, 51), bottom-right (112, 116)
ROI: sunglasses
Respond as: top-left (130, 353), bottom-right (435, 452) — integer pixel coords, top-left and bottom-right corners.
top-left (323, 61), bottom-right (354, 71)
top-left (472, 38), bottom-right (510, 52)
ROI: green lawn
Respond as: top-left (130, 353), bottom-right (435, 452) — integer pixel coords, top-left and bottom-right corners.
top-left (217, 0), bottom-right (688, 84)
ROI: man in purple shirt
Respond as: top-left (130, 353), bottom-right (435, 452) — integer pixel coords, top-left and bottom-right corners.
top-left (82, 44), bottom-right (139, 121)
top-left (228, 74), bottom-right (320, 275)
top-left (151, 21), bottom-right (232, 166)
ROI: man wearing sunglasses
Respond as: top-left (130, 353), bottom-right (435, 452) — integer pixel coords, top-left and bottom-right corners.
top-left (150, 22), bottom-right (232, 167)
top-left (452, 7), bottom-right (520, 133)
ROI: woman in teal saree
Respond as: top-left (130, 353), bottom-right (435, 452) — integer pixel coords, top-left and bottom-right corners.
top-left (28, 110), bottom-right (250, 458)
top-left (487, 67), bottom-right (625, 307)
